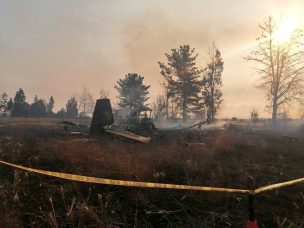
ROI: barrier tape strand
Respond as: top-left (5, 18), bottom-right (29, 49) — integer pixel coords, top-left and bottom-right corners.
top-left (0, 159), bottom-right (304, 194)
top-left (0, 160), bottom-right (250, 194)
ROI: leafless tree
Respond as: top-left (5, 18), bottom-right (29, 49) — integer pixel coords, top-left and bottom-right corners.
top-left (152, 95), bottom-right (167, 120)
top-left (99, 89), bottom-right (109, 99)
top-left (245, 16), bottom-right (304, 125)
top-left (250, 108), bottom-right (259, 123)
top-left (78, 86), bottom-right (95, 117)
top-left (160, 82), bottom-right (175, 119)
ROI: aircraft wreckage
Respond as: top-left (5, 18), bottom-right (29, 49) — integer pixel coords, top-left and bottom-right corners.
top-left (60, 99), bottom-right (154, 143)
top-left (62, 98), bottom-right (206, 143)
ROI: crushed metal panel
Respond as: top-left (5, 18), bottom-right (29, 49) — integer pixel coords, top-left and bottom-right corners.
top-left (105, 129), bottom-right (151, 143)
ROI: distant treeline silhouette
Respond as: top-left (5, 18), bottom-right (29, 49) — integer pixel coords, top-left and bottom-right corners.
top-left (0, 88), bottom-right (79, 118)
top-left (0, 44), bottom-right (225, 122)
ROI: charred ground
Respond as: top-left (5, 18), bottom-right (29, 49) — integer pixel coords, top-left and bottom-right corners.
top-left (0, 118), bottom-right (303, 227)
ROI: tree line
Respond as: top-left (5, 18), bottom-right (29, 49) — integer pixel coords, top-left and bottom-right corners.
top-left (0, 87), bottom-right (96, 119)
top-left (116, 16), bottom-right (304, 125)
top-left (1, 16), bottom-right (303, 124)
top-left (0, 43), bottom-right (225, 123)
top-left (115, 44), bottom-right (224, 123)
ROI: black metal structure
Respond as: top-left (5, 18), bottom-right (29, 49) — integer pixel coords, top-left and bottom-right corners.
top-left (90, 99), bottom-right (114, 134)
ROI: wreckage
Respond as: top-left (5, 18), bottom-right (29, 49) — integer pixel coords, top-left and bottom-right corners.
top-left (62, 98), bottom-right (207, 143)
top-left (89, 99), bottom-right (152, 143)
top-left (60, 99), bottom-right (152, 143)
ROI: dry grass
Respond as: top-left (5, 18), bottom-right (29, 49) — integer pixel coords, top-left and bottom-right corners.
top-left (0, 119), bottom-right (304, 227)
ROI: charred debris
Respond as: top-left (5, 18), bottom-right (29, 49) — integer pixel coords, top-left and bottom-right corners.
top-left (59, 98), bottom-right (209, 144)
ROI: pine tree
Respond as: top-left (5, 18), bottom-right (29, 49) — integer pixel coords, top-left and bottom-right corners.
top-left (159, 45), bottom-right (202, 121)
top-left (202, 44), bottom-right (224, 124)
top-left (14, 88), bottom-right (26, 104)
top-left (11, 88), bottom-right (30, 117)
top-left (47, 96), bottom-right (55, 114)
top-left (115, 73), bottom-right (150, 111)
top-left (30, 97), bottom-right (47, 117)
top-left (57, 108), bottom-right (67, 118)
top-left (66, 97), bottom-right (78, 118)
top-left (6, 98), bottom-right (13, 112)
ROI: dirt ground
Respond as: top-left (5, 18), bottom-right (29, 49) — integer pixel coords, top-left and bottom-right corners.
top-left (0, 118), bottom-right (303, 227)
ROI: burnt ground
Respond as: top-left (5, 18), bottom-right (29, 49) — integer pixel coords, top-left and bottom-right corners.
top-left (0, 118), bottom-right (303, 227)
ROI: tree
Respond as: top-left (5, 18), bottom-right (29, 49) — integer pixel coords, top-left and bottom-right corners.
top-left (202, 44), bottom-right (224, 124)
top-left (30, 98), bottom-right (47, 117)
top-left (57, 108), bottom-right (67, 118)
top-left (33, 95), bottom-right (38, 103)
top-left (159, 45), bottom-right (202, 121)
top-left (161, 81), bottom-right (175, 119)
top-left (250, 108), bottom-right (259, 123)
top-left (78, 87), bottom-right (95, 118)
top-left (152, 95), bottom-right (167, 120)
top-left (6, 98), bottom-right (13, 112)
top-left (47, 96), bottom-right (55, 114)
top-left (245, 16), bottom-right (304, 125)
top-left (301, 105), bottom-right (304, 119)
top-left (14, 88), bottom-right (26, 104)
top-left (0, 92), bottom-right (8, 112)
top-left (11, 88), bottom-right (30, 117)
top-left (115, 73), bottom-right (150, 111)
top-left (99, 89), bottom-right (109, 99)
top-left (66, 97), bottom-right (78, 118)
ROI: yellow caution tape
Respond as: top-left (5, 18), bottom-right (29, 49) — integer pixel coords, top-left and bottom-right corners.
top-left (254, 177), bottom-right (304, 194)
top-left (0, 159), bottom-right (303, 194)
top-left (0, 124), bottom-right (20, 128)
top-left (1, 123), bottom-right (304, 194)
top-left (0, 123), bottom-right (59, 128)
top-left (0, 160), bottom-right (250, 194)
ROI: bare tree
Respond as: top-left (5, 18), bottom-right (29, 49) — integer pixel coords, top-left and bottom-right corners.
top-left (160, 82), bottom-right (175, 119)
top-left (152, 95), bottom-right (167, 120)
top-left (245, 16), bottom-right (304, 125)
top-left (202, 43), bottom-right (224, 123)
top-left (99, 89), bottom-right (109, 99)
top-left (78, 86), bottom-right (95, 118)
top-left (0, 92), bottom-right (8, 112)
top-left (250, 108), bottom-right (259, 123)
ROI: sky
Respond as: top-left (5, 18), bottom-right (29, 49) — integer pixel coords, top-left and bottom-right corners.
top-left (0, 0), bottom-right (304, 118)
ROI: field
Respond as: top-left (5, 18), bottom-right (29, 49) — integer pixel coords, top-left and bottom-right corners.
top-left (0, 118), bottom-right (304, 227)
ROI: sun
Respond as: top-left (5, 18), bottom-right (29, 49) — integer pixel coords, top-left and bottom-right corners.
top-left (274, 14), bottom-right (299, 43)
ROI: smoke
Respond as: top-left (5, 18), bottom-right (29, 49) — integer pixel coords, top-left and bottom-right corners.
top-left (154, 118), bottom-right (229, 130)
top-left (0, 0), bottom-right (303, 118)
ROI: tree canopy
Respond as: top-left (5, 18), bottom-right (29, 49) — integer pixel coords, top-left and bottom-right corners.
top-left (11, 88), bottom-right (30, 117)
top-left (66, 97), bottom-right (78, 118)
top-left (202, 44), bottom-right (224, 123)
top-left (159, 45), bottom-right (202, 121)
top-left (245, 16), bottom-right (304, 124)
top-left (115, 73), bottom-right (150, 111)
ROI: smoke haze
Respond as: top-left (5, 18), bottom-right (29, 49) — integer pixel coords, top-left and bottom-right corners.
top-left (0, 0), bottom-right (303, 118)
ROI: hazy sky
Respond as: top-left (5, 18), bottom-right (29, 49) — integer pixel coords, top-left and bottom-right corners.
top-left (1, 0), bottom-right (303, 118)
